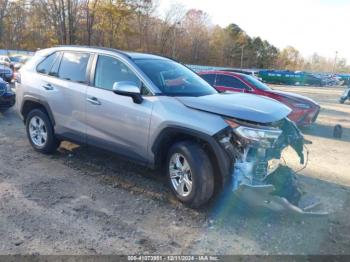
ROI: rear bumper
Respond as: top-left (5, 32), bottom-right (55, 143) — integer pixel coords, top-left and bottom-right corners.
top-left (0, 93), bottom-right (16, 109)
top-left (235, 184), bottom-right (327, 216)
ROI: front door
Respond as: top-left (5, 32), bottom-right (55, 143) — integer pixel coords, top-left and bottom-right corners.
top-left (86, 54), bottom-right (153, 163)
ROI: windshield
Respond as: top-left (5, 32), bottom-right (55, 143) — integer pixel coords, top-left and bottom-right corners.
top-left (134, 59), bottom-right (217, 96)
top-left (243, 75), bottom-right (272, 91)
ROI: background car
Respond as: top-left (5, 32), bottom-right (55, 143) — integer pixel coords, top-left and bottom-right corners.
top-left (0, 55), bottom-right (14, 70)
top-left (221, 69), bottom-right (262, 80)
top-left (0, 77), bottom-right (15, 111)
top-left (199, 71), bottom-right (320, 126)
top-left (0, 64), bottom-right (13, 83)
top-left (9, 54), bottom-right (31, 71)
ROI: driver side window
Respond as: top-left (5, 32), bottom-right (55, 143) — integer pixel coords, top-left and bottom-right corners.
top-left (94, 55), bottom-right (141, 91)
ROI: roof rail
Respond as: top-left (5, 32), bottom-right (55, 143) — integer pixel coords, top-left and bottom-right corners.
top-left (54, 45), bottom-right (131, 59)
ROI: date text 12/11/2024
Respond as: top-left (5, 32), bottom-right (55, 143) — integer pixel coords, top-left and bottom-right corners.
top-left (127, 256), bottom-right (220, 261)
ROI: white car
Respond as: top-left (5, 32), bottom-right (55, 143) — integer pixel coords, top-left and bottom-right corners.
top-left (0, 55), bottom-right (12, 67)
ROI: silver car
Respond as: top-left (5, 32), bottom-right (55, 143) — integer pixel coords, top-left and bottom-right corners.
top-left (16, 46), bottom-right (315, 212)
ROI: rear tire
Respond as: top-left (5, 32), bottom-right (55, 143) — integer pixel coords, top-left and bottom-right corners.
top-left (339, 97), bottom-right (345, 104)
top-left (26, 109), bottom-right (59, 154)
top-left (166, 141), bottom-right (214, 208)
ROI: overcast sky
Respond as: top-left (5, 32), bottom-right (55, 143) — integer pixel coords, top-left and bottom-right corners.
top-left (159, 0), bottom-right (350, 62)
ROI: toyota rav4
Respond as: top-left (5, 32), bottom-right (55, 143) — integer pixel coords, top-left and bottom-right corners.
top-left (16, 46), bottom-right (319, 213)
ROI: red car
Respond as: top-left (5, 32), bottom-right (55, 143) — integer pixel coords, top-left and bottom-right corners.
top-left (199, 71), bottom-right (320, 126)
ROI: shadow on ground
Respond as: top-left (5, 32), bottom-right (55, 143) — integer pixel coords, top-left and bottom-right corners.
top-left (319, 106), bottom-right (350, 118)
top-left (301, 122), bottom-right (350, 142)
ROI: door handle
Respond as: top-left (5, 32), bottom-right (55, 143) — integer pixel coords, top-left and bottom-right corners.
top-left (87, 97), bottom-right (101, 105)
top-left (42, 83), bottom-right (54, 90)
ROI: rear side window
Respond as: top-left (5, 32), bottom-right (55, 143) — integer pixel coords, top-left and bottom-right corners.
top-left (36, 53), bottom-right (59, 74)
top-left (201, 74), bottom-right (216, 86)
top-left (58, 52), bottom-right (90, 83)
top-left (216, 74), bottom-right (247, 89)
top-left (48, 52), bottom-right (62, 77)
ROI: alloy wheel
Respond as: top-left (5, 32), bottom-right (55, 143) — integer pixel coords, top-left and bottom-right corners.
top-left (29, 116), bottom-right (48, 147)
top-left (169, 153), bottom-right (193, 197)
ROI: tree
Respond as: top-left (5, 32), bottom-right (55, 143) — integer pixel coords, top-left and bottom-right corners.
top-left (36, 0), bottom-right (81, 45)
top-left (179, 9), bottom-right (210, 63)
top-left (83, 0), bottom-right (100, 46)
top-left (277, 46), bottom-right (303, 71)
top-left (157, 2), bottom-right (185, 56)
top-left (131, 0), bottom-right (158, 52)
top-left (208, 25), bottom-right (225, 65)
top-left (0, 1), bottom-right (348, 73)
top-left (3, 0), bottom-right (26, 49)
top-left (94, 0), bottom-right (133, 48)
top-left (0, 0), bottom-right (9, 48)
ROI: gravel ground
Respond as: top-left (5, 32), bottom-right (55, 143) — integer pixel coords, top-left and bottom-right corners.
top-left (0, 85), bottom-right (349, 255)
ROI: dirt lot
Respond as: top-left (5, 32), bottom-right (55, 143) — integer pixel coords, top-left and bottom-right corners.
top-left (0, 85), bottom-right (349, 255)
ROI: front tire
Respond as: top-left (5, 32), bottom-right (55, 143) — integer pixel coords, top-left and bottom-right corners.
top-left (166, 141), bottom-right (214, 208)
top-left (26, 109), bottom-right (59, 154)
top-left (339, 97), bottom-right (346, 104)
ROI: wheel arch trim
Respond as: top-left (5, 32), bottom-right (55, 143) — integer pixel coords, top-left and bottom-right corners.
top-left (20, 96), bottom-right (56, 126)
top-left (151, 126), bottom-right (232, 187)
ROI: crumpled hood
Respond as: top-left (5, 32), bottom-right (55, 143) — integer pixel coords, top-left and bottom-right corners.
top-left (269, 90), bottom-right (318, 105)
top-left (177, 93), bottom-right (292, 124)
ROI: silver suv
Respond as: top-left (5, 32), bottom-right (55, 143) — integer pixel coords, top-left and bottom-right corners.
top-left (16, 46), bottom-right (308, 210)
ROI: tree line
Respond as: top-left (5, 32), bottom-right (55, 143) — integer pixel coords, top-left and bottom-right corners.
top-left (0, 0), bottom-right (348, 73)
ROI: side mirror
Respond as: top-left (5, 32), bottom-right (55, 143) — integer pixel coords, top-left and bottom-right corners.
top-left (112, 81), bottom-right (143, 104)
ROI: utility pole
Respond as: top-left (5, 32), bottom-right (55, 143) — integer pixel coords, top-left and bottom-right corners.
top-left (332, 51), bottom-right (338, 73)
top-left (240, 46), bottom-right (245, 69)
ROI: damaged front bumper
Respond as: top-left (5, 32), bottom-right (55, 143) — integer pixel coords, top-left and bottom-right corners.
top-left (217, 117), bottom-right (327, 216)
top-left (235, 182), bottom-right (327, 216)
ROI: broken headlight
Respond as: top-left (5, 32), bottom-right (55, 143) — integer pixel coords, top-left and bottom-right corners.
top-left (235, 126), bottom-right (282, 142)
top-left (224, 119), bottom-right (282, 147)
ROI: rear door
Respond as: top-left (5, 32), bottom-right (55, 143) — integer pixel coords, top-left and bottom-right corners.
top-left (40, 51), bottom-right (91, 143)
top-left (85, 54), bottom-right (154, 164)
top-left (215, 74), bottom-right (249, 93)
